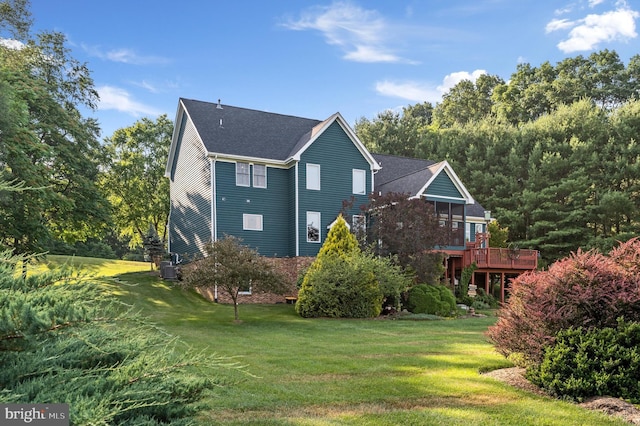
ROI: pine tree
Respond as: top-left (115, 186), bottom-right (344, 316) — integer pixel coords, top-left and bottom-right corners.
top-left (143, 223), bottom-right (165, 270)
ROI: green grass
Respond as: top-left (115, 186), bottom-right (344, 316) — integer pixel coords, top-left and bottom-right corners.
top-left (43, 256), bottom-right (628, 425)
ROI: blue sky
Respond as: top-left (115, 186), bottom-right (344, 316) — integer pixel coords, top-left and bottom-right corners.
top-left (23, 0), bottom-right (640, 139)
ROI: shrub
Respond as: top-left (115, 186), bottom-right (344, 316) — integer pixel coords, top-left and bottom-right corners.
top-left (295, 254), bottom-right (383, 318)
top-left (405, 284), bottom-right (456, 317)
top-left (0, 251), bottom-right (227, 424)
top-left (487, 238), bottom-right (640, 365)
top-left (527, 319), bottom-right (640, 402)
top-left (473, 288), bottom-right (498, 309)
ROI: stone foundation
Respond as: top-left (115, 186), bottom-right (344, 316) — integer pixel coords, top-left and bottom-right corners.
top-left (196, 256), bottom-right (314, 305)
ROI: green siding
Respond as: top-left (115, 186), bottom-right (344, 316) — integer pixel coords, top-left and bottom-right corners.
top-left (426, 171), bottom-right (464, 200)
top-left (215, 161), bottom-right (292, 257)
top-left (168, 114), bottom-right (212, 259)
top-left (297, 121), bottom-right (371, 257)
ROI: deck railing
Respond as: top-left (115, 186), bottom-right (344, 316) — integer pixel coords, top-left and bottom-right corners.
top-left (465, 247), bottom-right (538, 270)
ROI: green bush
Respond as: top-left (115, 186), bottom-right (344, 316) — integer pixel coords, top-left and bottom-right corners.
top-left (405, 284), bottom-right (456, 317)
top-left (527, 319), bottom-right (640, 402)
top-left (473, 288), bottom-right (498, 309)
top-left (296, 253), bottom-right (394, 318)
top-left (0, 251), bottom-right (227, 424)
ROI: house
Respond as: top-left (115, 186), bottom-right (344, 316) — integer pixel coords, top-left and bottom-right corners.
top-left (165, 99), bottom-right (537, 303)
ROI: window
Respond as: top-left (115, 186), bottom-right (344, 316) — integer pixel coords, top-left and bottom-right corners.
top-left (307, 212), bottom-right (321, 242)
top-left (243, 214), bottom-right (263, 231)
top-left (352, 169), bottom-right (366, 194)
top-left (236, 162), bottom-right (250, 186)
top-left (253, 164), bottom-right (266, 188)
top-left (239, 279), bottom-right (252, 295)
top-left (306, 163), bottom-right (320, 190)
top-left (352, 215), bottom-right (366, 240)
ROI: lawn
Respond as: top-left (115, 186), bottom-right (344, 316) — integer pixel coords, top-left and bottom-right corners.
top-left (44, 256), bottom-right (627, 425)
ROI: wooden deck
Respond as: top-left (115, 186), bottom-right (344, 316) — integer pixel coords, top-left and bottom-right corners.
top-left (464, 247), bottom-right (538, 270)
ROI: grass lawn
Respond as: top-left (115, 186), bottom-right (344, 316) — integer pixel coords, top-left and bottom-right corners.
top-left (44, 256), bottom-right (628, 425)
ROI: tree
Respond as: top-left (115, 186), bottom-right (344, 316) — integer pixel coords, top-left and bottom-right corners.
top-left (100, 115), bottom-right (172, 247)
top-left (0, 2), bottom-right (110, 256)
top-left (180, 236), bottom-right (287, 321)
top-left (433, 74), bottom-right (504, 128)
top-left (143, 223), bottom-right (165, 270)
top-left (355, 102), bottom-right (433, 156)
top-left (0, 249), bottom-right (229, 424)
top-left (365, 192), bottom-right (446, 284)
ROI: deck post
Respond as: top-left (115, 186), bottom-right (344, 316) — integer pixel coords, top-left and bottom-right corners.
top-left (500, 273), bottom-right (505, 303)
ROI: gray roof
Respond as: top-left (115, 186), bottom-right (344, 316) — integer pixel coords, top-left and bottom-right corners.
top-left (372, 153), bottom-right (486, 215)
top-left (181, 98), bottom-right (323, 161)
top-left (372, 153), bottom-right (436, 195)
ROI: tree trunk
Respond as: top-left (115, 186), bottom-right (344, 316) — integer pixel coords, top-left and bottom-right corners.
top-left (233, 302), bottom-right (239, 321)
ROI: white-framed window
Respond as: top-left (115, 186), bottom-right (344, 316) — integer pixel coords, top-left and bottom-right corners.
top-left (306, 163), bottom-right (320, 190)
top-left (253, 164), bottom-right (266, 188)
top-left (352, 169), bottom-right (366, 194)
top-left (352, 214), bottom-right (366, 239)
top-left (239, 279), bottom-right (252, 295)
top-left (307, 211), bottom-right (321, 242)
top-left (236, 162), bottom-right (250, 186)
top-left (243, 214), bottom-right (263, 231)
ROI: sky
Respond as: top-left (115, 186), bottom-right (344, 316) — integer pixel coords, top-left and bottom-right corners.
top-left (21, 0), bottom-right (640, 139)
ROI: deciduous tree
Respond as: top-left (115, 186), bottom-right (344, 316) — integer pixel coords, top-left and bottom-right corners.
top-left (365, 192), bottom-right (446, 284)
top-left (100, 115), bottom-right (172, 247)
top-left (180, 236), bottom-right (287, 321)
top-left (0, 2), bottom-right (110, 256)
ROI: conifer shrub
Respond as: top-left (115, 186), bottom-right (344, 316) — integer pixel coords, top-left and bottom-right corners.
top-left (296, 215), bottom-right (409, 318)
top-left (487, 238), bottom-right (640, 365)
top-left (527, 319), bottom-right (640, 402)
top-left (0, 251), bottom-right (230, 424)
top-left (295, 253), bottom-right (383, 318)
top-left (405, 284), bottom-right (456, 317)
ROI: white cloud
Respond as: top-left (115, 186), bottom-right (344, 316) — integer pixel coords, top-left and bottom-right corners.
top-left (282, 1), bottom-right (413, 63)
top-left (376, 70), bottom-right (487, 103)
top-left (545, 18), bottom-right (576, 33)
top-left (131, 80), bottom-right (160, 94)
top-left (438, 70), bottom-right (487, 93)
top-left (97, 85), bottom-right (163, 116)
top-left (0, 38), bottom-right (24, 49)
top-left (375, 80), bottom-right (442, 103)
top-left (82, 44), bottom-right (170, 65)
top-left (589, 0), bottom-right (605, 7)
top-left (547, 5), bottom-right (639, 53)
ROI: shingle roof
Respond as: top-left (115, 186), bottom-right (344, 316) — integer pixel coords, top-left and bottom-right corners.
top-left (372, 153), bottom-right (436, 195)
top-left (372, 153), bottom-right (486, 215)
top-left (181, 98), bottom-right (323, 161)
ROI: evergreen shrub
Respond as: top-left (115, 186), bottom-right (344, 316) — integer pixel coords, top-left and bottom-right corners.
top-left (295, 254), bottom-right (383, 318)
top-left (0, 251), bottom-right (228, 424)
top-left (405, 284), bottom-right (456, 317)
top-left (527, 319), bottom-right (640, 402)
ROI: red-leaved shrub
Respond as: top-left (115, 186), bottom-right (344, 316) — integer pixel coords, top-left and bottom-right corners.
top-left (487, 238), bottom-right (640, 364)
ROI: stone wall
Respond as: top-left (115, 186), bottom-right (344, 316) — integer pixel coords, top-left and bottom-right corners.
top-left (196, 256), bottom-right (314, 305)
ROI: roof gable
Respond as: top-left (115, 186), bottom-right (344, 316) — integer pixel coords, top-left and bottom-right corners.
top-left (290, 112), bottom-right (380, 170)
top-left (417, 161), bottom-right (473, 203)
top-left (372, 154), bottom-right (473, 204)
top-left (180, 98), bottom-right (323, 162)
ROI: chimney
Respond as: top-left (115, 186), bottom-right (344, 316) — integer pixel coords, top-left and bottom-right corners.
top-left (216, 99), bottom-right (223, 109)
